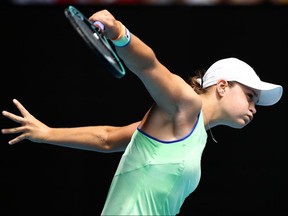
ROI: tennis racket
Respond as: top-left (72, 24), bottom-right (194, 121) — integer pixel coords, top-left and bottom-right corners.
top-left (64, 5), bottom-right (126, 79)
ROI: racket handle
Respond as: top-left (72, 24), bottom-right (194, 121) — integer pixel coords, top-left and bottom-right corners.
top-left (93, 21), bottom-right (105, 31)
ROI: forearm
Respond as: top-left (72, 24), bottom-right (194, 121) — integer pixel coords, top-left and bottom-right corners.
top-left (115, 33), bottom-right (157, 75)
top-left (44, 126), bottom-right (106, 151)
top-left (44, 126), bottom-right (125, 153)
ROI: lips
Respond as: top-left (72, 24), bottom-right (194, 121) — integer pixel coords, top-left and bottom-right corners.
top-left (242, 115), bottom-right (252, 125)
top-left (246, 115), bottom-right (253, 123)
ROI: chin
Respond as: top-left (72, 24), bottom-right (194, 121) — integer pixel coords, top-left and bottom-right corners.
top-left (231, 125), bottom-right (245, 129)
top-left (229, 121), bottom-right (247, 129)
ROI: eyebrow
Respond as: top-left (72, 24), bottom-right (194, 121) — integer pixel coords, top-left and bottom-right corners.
top-left (239, 82), bottom-right (260, 103)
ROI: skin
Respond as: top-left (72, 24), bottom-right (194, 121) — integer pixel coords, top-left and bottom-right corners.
top-left (1, 9), bottom-right (259, 153)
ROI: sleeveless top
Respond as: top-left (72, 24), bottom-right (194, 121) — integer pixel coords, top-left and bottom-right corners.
top-left (101, 111), bottom-right (207, 215)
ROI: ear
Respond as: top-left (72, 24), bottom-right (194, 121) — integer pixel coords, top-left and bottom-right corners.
top-left (216, 79), bottom-right (228, 96)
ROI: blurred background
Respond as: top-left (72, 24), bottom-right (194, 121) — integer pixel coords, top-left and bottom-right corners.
top-left (0, 1), bottom-right (287, 216)
top-left (2, 0), bottom-right (288, 5)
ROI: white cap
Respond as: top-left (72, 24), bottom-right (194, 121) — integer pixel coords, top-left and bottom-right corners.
top-left (202, 57), bottom-right (283, 106)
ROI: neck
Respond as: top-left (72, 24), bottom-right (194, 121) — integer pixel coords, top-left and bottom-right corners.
top-left (202, 110), bottom-right (218, 143)
top-left (200, 92), bottom-right (221, 129)
top-left (202, 103), bottom-right (219, 143)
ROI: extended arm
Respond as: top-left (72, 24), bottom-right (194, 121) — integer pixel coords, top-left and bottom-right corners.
top-left (2, 99), bottom-right (138, 153)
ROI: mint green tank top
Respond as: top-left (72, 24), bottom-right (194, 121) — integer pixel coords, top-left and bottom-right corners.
top-left (101, 112), bottom-right (207, 215)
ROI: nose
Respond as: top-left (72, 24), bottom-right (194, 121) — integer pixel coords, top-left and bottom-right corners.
top-left (249, 102), bottom-right (257, 114)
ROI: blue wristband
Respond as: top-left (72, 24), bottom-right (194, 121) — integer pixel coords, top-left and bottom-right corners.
top-left (112, 22), bottom-right (131, 47)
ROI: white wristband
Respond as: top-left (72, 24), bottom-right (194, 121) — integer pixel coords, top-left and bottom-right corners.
top-left (111, 21), bottom-right (131, 47)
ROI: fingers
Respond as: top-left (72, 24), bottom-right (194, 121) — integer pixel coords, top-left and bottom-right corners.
top-left (2, 110), bottom-right (24, 124)
top-left (89, 10), bottom-right (120, 40)
top-left (7, 134), bottom-right (26, 145)
top-left (1, 125), bottom-right (26, 145)
top-left (89, 9), bottom-right (114, 23)
top-left (12, 98), bottom-right (30, 117)
top-left (2, 99), bottom-right (29, 145)
top-left (2, 126), bottom-right (25, 135)
top-left (2, 98), bottom-right (30, 123)
top-left (93, 20), bottom-right (105, 31)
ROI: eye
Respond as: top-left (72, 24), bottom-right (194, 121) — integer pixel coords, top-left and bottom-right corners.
top-left (247, 93), bottom-right (254, 101)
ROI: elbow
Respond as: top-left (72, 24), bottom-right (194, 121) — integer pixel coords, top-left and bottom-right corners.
top-left (99, 144), bottom-right (125, 153)
top-left (94, 137), bottom-right (126, 153)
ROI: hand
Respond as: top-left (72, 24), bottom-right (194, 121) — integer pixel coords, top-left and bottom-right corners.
top-left (2, 99), bottom-right (50, 145)
top-left (89, 9), bottom-right (122, 40)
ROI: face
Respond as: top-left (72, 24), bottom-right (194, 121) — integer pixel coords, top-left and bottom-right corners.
top-left (220, 82), bottom-right (259, 129)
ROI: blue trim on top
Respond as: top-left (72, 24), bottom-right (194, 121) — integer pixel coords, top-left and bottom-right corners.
top-left (137, 113), bottom-right (201, 144)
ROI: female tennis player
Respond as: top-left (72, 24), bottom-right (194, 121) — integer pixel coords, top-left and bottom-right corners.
top-left (1, 9), bottom-right (283, 215)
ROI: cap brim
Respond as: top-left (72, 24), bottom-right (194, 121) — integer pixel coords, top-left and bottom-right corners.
top-left (255, 82), bottom-right (283, 106)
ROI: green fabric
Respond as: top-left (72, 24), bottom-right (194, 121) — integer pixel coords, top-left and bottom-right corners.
top-left (101, 112), bottom-right (207, 215)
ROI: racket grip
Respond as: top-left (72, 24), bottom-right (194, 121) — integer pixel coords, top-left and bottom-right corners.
top-left (93, 21), bottom-right (105, 31)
